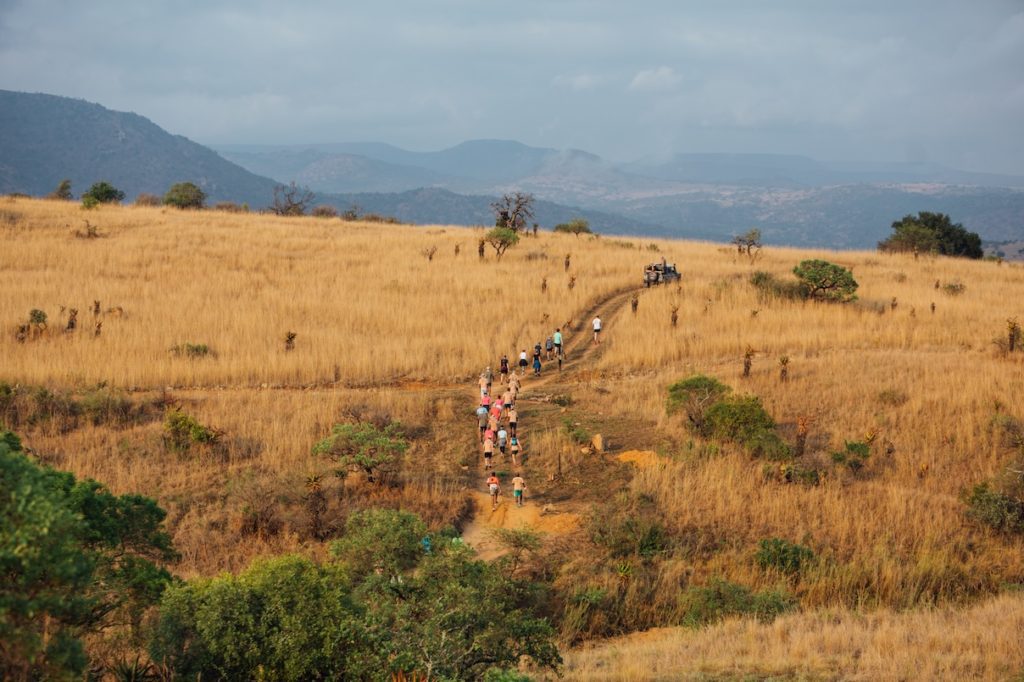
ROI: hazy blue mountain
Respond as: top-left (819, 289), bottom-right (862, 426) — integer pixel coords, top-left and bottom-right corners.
top-left (0, 90), bottom-right (278, 205)
top-left (218, 148), bottom-right (453, 193)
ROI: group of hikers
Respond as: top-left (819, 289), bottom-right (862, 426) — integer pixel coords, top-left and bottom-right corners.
top-left (476, 317), bottom-right (604, 511)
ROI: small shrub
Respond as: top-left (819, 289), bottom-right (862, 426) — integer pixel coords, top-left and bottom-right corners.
top-left (81, 195), bottom-right (99, 210)
top-left (311, 204), bottom-right (338, 218)
top-left (831, 440), bottom-right (871, 473)
top-left (169, 342), bottom-right (212, 359)
top-left (562, 417), bottom-right (590, 445)
top-left (134, 193), bottom-right (161, 207)
top-left (746, 429), bottom-right (792, 461)
top-left (964, 482), bottom-right (1024, 535)
top-left (551, 394), bottom-right (573, 407)
top-left (313, 421), bottom-right (408, 484)
top-left (755, 537), bottom-right (815, 574)
top-left (942, 281), bottom-right (966, 296)
top-left (163, 182), bottom-right (206, 209)
top-left (82, 181), bottom-right (125, 205)
top-left (764, 462), bottom-right (822, 486)
top-left (678, 579), bottom-right (795, 627)
top-left (163, 409), bottom-right (221, 453)
top-left (878, 388), bottom-right (909, 407)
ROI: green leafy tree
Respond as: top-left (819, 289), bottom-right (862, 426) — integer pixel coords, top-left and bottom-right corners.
top-left (553, 218), bottom-right (593, 238)
top-left (150, 555), bottom-right (373, 680)
top-left (793, 259), bottom-right (858, 302)
top-left (313, 421), bottom-right (408, 483)
top-left (0, 430), bottom-right (176, 680)
top-left (81, 181), bottom-right (125, 205)
top-left (330, 508), bottom-right (427, 578)
top-left (878, 212), bottom-right (982, 259)
top-left (666, 375), bottom-right (731, 433)
top-left (162, 182), bottom-right (206, 209)
top-left (485, 227), bottom-right (520, 260)
top-left (47, 179), bottom-right (73, 200)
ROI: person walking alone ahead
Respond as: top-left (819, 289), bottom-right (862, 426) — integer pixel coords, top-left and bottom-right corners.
top-left (499, 354), bottom-right (509, 384)
top-left (553, 328), bottom-right (563, 356)
top-left (592, 315), bottom-right (602, 344)
top-left (518, 349), bottom-right (528, 375)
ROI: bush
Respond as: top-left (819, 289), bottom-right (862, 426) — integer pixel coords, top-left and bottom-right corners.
top-left (755, 538), bottom-right (815, 574)
top-left (942, 281), bottom-right (967, 296)
top-left (830, 440), bottom-right (871, 473)
top-left (163, 409), bottom-right (221, 453)
top-left (134, 192), bottom-right (161, 206)
top-left (678, 579), bottom-right (795, 627)
top-left (964, 482), bottom-right (1024, 535)
top-left (163, 182), bottom-right (206, 209)
top-left (212, 201), bottom-right (248, 213)
top-left (330, 508), bottom-right (427, 578)
top-left (169, 342), bottom-right (212, 358)
top-left (749, 271), bottom-right (804, 301)
top-left (793, 259), bottom-right (858, 302)
top-left (82, 181), bottom-right (125, 205)
top-left (47, 178), bottom-right (73, 200)
top-left (311, 204), bottom-right (339, 218)
top-left (705, 395), bottom-right (776, 444)
top-left (553, 217), bottom-right (593, 238)
top-left (666, 375), bottom-right (731, 432)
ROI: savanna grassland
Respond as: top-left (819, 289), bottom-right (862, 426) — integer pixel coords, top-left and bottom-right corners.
top-left (3, 196), bottom-right (1024, 679)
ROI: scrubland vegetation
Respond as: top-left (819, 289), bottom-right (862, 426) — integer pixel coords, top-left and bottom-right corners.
top-left (2, 195), bottom-right (1023, 679)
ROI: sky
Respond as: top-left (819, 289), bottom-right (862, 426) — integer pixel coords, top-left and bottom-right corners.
top-left (1, 0), bottom-right (1023, 174)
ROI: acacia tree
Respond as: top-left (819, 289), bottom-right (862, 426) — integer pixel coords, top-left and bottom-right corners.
top-left (270, 182), bottom-right (315, 216)
top-left (490, 192), bottom-right (535, 232)
top-left (553, 217), bottom-right (592, 238)
top-left (485, 227), bottom-right (520, 260)
top-left (731, 228), bottom-right (762, 262)
top-left (312, 421), bottom-right (408, 484)
top-left (793, 259), bottom-right (858, 302)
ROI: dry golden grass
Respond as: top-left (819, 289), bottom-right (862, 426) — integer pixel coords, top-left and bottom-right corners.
top-left (4, 197), bottom-right (1024, 675)
top-left (554, 591), bottom-right (1024, 680)
top-left (0, 198), bottom-right (637, 387)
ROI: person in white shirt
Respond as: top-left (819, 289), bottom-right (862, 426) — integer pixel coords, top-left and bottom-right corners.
top-left (592, 315), bottom-right (602, 344)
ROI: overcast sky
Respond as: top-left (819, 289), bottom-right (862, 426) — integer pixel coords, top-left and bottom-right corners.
top-left (1, 0), bottom-right (1022, 173)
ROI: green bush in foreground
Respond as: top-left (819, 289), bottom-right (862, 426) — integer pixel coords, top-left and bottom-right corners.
top-left (152, 509), bottom-right (561, 681)
top-left (964, 482), bottom-right (1024, 535)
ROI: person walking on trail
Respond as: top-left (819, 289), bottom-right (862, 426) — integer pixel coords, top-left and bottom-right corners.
top-left (532, 354), bottom-right (542, 376)
top-left (508, 406), bottom-right (518, 437)
top-left (476, 404), bottom-right (488, 442)
top-left (518, 349), bottom-right (528, 375)
top-left (592, 315), bottom-right (602, 344)
top-left (487, 472), bottom-right (501, 510)
top-left (483, 436), bottom-right (495, 469)
top-left (545, 336), bottom-right (554, 360)
top-left (510, 435), bottom-right (521, 465)
top-left (497, 427), bottom-right (508, 457)
top-left (512, 473), bottom-right (526, 507)
top-left (499, 354), bottom-right (510, 384)
top-left (533, 342), bottom-right (542, 365)
top-left (553, 328), bottom-right (563, 356)
top-left (479, 373), bottom-right (489, 397)
top-left (484, 367), bottom-right (494, 393)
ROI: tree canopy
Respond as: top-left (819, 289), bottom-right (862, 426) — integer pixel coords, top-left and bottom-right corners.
top-left (491, 192), bottom-right (535, 232)
top-left (553, 217), bottom-right (593, 238)
top-left (0, 430), bottom-right (176, 680)
top-left (793, 259), bottom-right (858, 302)
top-left (485, 226), bottom-right (520, 260)
top-left (81, 181), bottom-right (125, 204)
top-left (878, 211), bottom-right (982, 259)
top-left (163, 181), bottom-right (206, 209)
top-left (152, 509), bottom-right (561, 681)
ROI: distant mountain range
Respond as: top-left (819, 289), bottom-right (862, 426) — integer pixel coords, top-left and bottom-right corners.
top-left (3, 89), bottom-right (1024, 249)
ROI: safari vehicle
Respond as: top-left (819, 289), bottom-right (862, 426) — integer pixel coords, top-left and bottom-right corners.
top-left (644, 259), bottom-right (681, 287)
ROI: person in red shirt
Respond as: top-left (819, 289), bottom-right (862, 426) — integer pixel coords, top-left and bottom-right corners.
top-left (486, 472), bottom-right (501, 510)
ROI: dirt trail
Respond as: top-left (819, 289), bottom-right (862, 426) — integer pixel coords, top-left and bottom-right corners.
top-left (461, 492), bottom-right (580, 561)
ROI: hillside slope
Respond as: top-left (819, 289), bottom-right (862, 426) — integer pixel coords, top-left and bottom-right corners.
top-left (0, 90), bottom-right (278, 205)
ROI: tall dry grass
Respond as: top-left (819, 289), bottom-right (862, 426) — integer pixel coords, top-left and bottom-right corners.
top-left (554, 591), bottom-right (1024, 680)
top-left (0, 198), bottom-right (638, 387)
